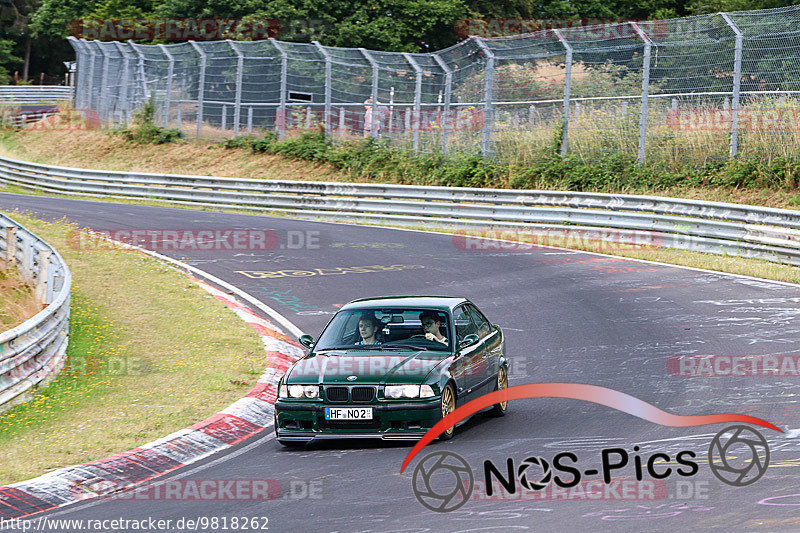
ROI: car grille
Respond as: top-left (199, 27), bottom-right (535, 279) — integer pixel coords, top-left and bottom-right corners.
top-left (319, 417), bottom-right (382, 430)
top-left (351, 387), bottom-right (376, 402)
top-left (325, 387), bottom-right (348, 403)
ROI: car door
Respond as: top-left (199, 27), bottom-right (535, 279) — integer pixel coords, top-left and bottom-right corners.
top-left (452, 305), bottom-right (485, 400)
top-left (465, 303), bottom-right (501, 395)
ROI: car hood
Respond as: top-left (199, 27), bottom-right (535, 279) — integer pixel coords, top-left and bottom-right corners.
top-left (285, 350), bottom-right (449, 385)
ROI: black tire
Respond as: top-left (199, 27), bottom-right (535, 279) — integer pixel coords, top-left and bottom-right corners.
top-left (439, 383), bottom-right (456, 440)
top-left (488, 365), bottom-right (508, 417)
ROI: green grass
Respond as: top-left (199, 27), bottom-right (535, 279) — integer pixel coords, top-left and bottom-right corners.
top-left (0, 212), bottom-right (268, 483)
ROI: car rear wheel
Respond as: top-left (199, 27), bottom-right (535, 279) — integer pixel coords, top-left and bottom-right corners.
top-left (488, 365), bottom-right (508, 417)
top-left (439, 383), bottom-right (456, 440)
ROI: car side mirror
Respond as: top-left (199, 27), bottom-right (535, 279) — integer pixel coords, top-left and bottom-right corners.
top-left (459, 334), bottom-right (479, 350)
top-left (299, 334), bottom-right (315, 349)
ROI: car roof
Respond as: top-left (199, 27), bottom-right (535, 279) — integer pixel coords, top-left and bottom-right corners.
top-left (340, 296), bottom-right (468, 312)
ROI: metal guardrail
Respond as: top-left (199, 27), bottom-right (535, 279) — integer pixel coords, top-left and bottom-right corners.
top-left (2, 153), bottom-right (800, 266)
top-left (0, 86), bottom-right (73, 106)
top-left (0, 213), bottom-right (71, 411)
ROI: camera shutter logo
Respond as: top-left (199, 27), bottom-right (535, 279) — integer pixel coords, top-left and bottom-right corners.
top-left (412, 451), bottom-right (473, 512)
top-left (517, 456), bottom-right (552, 490)
top-left (708, 425), bottom-right (770, 487)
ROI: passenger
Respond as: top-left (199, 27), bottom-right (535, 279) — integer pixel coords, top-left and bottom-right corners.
top-left (419, 311), bottom-right (448, 345)
top-left (355, 313), bottom-right (381, 345)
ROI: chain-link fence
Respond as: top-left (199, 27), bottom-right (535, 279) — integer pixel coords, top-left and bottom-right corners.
top-left (68, 5), bottom-right (800, 165)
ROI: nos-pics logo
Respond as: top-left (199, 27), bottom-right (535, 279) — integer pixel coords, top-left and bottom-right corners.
top-left (411, 425), bottom-right (769, 512)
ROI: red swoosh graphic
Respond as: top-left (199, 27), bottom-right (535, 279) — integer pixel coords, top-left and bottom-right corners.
top-left (400, 383), bottom-right (781, 473)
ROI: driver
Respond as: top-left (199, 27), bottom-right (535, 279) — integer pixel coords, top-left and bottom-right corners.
top-left (355, 313), bottom-right (381, 345)
top-left (419, 311), bottom-right (448, 345)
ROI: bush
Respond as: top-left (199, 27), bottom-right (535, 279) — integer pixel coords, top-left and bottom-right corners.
top-left (218, 128), bottom-right (800, 196)
top-left (116, 97), bottom-right (182, 145)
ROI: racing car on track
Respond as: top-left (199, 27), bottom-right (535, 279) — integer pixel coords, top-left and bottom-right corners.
top-left (275, 296), bottom-right (508, 445)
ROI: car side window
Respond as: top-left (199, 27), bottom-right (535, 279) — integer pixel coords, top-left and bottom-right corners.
top-left (466, 304), bottom-right (492, 338)
top-left (453, 306), bottom-right (476, 342)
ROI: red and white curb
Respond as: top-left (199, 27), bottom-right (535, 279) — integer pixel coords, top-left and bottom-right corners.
top-left (0, 266), bottom-right (304, 519)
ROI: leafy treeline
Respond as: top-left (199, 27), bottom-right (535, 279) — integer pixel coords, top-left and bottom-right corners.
top-left (1, 0), bottom-right (799, 84)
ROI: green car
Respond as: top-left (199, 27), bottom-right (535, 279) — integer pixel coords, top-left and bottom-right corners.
top-left (275, 296), bottom-right (509, 445)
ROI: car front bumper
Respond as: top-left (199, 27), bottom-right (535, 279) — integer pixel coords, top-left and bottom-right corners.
top-left (275, 399), bottom-right (441, 442)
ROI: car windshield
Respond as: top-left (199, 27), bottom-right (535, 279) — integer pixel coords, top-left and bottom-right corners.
top-left (314, 307), bottom-right (452, 352)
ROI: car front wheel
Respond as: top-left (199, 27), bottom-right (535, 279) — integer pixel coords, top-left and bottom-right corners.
top-left (488, 365), bottom-right (508, 417)
top-left (439, 383), bottom-right (456, 440)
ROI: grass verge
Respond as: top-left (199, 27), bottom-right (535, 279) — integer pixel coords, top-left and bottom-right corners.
top-left (0, 267), bottom-right (39, 329)
top-left (0, 211), bottom-right (267, 485)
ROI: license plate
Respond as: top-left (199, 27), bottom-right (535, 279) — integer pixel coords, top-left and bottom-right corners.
top-left (324, 407), bottom-right (373, 420)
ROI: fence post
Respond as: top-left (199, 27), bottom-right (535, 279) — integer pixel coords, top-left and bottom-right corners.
top-left (128, 40), bottom-right (149, 103)
top-left (554, 30), bottom-right (572, 156)
top-left (227, 40), bottom-right (244, 137)
top-left (471, 36), bottom-right (495, 157)
top-left (359, 48), bottom-right (380, 139)
top-left (68, 38), bottom-right (88, 110)
top-left (90, 41), bottom-right (111, 124)
top-left (270, 38), bottom-right (288, 139)
top-left (722, 13), bottom-right (743, 158)
top-left (630, 22), bottom-right (652, 165)
top-left (432, 54), bottom-right (452, 154)
top-left (313, 41), bottom-right (332, 136)
top-left (83, 41), bottom-right (97, 114)
top-left (113, 42), bottom-right (131, 123)
top-left (157, 44), bottom-right (174, 129)
top-left (188, 41), bottom-right (206, 138)
top-left (403, 53), bottom-right (423, 152)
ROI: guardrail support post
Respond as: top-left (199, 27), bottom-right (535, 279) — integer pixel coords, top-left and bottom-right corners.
top-left (157, 44), bottom-right (175, 129)
top-left (227, 40), bottom-right (244, 137)
top-left (270, 39), bottom-right (288, 139)
top-left (403, 53), bottom-right (423, 152)
top-left (554, 30), bottom-right (572, 156)
top-left (4, 227), bottom-right (16, 267)
top-left (35, 249), bottom-right (50, 305)
top-left (471, 36), bottom-right (495, 157)
top-left (359, 48), bottom-right (380, 139)
top-left (188, 41), bottom-right (206, 138)
top-left (722, 13), bottom-right (743, 158)
top-left (432, 55), bottom-right (453, 154)
top-left (630, 22), bottom-right (652, 165)
top-left (313, 41), bottom-right (332, 136)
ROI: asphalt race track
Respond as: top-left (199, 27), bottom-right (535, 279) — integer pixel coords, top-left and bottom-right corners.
top-left (4, 192), bottom-right (800, 532)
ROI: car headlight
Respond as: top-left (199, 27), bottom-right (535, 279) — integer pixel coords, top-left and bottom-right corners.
top-left (284, 384), bottom-right (319, 399)
top-left (385, 384), bottom-right (424, 399)
top-left (420, 385), bottom-right (434, 398)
